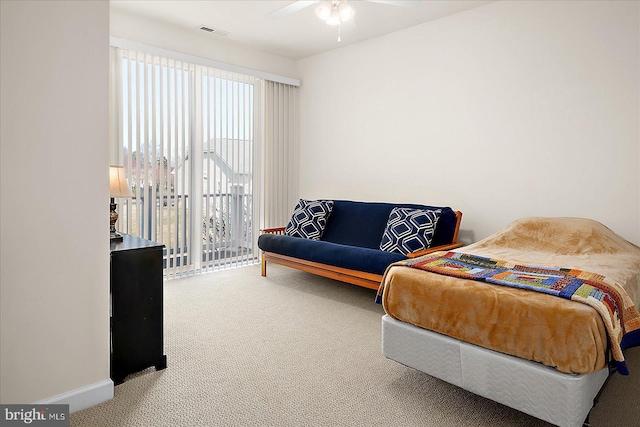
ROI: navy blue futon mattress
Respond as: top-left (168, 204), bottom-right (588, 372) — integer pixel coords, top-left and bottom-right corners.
top-left (257, 234), bottom-right (406, 276)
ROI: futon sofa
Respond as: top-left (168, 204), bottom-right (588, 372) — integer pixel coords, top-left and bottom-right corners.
top-left (258, 200), bottom-right (463, 289)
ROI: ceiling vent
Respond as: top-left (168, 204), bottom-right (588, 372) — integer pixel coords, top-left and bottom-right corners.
top-left (198, 25), bottom-right (229, 37)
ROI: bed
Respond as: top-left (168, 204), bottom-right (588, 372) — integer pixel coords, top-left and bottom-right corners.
top-left (378, 217), bottom-right (640, 427)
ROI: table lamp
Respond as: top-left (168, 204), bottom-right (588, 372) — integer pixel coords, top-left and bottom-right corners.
top-left (110, 165), bottom-right (134, 242)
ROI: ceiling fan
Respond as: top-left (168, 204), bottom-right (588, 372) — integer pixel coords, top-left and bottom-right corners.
top-left (267, 1), bottom-right (418, 23)
top-left (268, 0), bottom-right (418, 43)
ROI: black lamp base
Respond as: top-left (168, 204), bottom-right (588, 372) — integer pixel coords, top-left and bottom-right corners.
top-left (110, 232), bottom-right (124, 242)
top-left (110, 198), bottom-right (123, 242)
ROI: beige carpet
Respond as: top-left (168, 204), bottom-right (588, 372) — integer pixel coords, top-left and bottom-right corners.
top-left (71, 264), bottom-right (640, 426)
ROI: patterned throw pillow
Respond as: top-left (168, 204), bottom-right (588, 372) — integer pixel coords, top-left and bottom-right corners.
top-left (284, 199), bottom-right (334, 240)
top-left (379, 208), bottom-right (442, 255)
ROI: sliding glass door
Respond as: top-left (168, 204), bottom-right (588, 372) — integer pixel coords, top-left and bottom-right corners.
top-left (112, 48), bottom-right (258, 277)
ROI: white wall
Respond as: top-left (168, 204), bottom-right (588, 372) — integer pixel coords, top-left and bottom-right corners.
top-left (110, 7), bottom-right (298, 80)
top-left (298, 0), bottom-right (640, 244)
top-left (1, 0), bottom-right (111, 406)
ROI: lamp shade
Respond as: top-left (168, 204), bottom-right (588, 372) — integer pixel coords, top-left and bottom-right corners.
top-left (109, 165), bottom-right (134, 198)
top-left (326, 8), bottom-right (341, 26)
top-left (338, 2), bottom-right (354, 21)
top-left (315, 1), bottom-right (332, 20)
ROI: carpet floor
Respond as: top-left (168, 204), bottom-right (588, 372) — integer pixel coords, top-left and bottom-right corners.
top-left (71, 264), bottom-right (640, 426)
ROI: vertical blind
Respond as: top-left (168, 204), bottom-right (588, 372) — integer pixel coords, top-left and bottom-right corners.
top-left (110, 46), bottom-right (297, 279)
top-left (262, 81), bottom-right (299, 229)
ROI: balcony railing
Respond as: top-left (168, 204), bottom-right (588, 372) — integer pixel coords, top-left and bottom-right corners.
top-left (120, 191), bottom-right (255, 274)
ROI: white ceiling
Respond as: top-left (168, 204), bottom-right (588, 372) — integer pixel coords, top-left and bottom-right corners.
top-left (110, 1), bottom-right (495, 60)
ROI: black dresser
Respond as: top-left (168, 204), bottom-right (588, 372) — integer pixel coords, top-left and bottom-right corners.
top-left (110, 234), bottom-right (167, 385)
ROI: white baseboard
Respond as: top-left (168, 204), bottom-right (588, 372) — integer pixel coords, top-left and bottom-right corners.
top-left (35, 379), bottom-right (114, 413)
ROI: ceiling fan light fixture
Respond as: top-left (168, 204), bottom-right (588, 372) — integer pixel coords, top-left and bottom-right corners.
top-left (315, 1), bottom-right (333, 21)
top-left (338, 2), bottom-right (354, 22)
top-left (326, 8), bottom-right (341, 26)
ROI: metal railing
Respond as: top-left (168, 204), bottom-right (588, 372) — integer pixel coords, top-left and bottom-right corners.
top-left (120, 191), bottom-right (255, 274)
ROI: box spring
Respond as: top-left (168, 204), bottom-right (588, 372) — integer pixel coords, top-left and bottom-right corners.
top-left (381, 315), bottom-right (608, 427)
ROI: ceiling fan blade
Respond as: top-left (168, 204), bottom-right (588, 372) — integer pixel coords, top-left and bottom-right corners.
top-left (267, 1), bottom-right (320, 19)
top-left (363, 0), bottom-right (420, 7)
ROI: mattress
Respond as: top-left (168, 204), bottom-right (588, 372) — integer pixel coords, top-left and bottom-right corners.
top-left (380, 217), bottom-right (640, 374)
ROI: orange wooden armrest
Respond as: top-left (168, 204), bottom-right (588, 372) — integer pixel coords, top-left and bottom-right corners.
top-left (406, 242), bottom-right (465, 259)
top-left (260, 227), bottom-right (286, 234)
